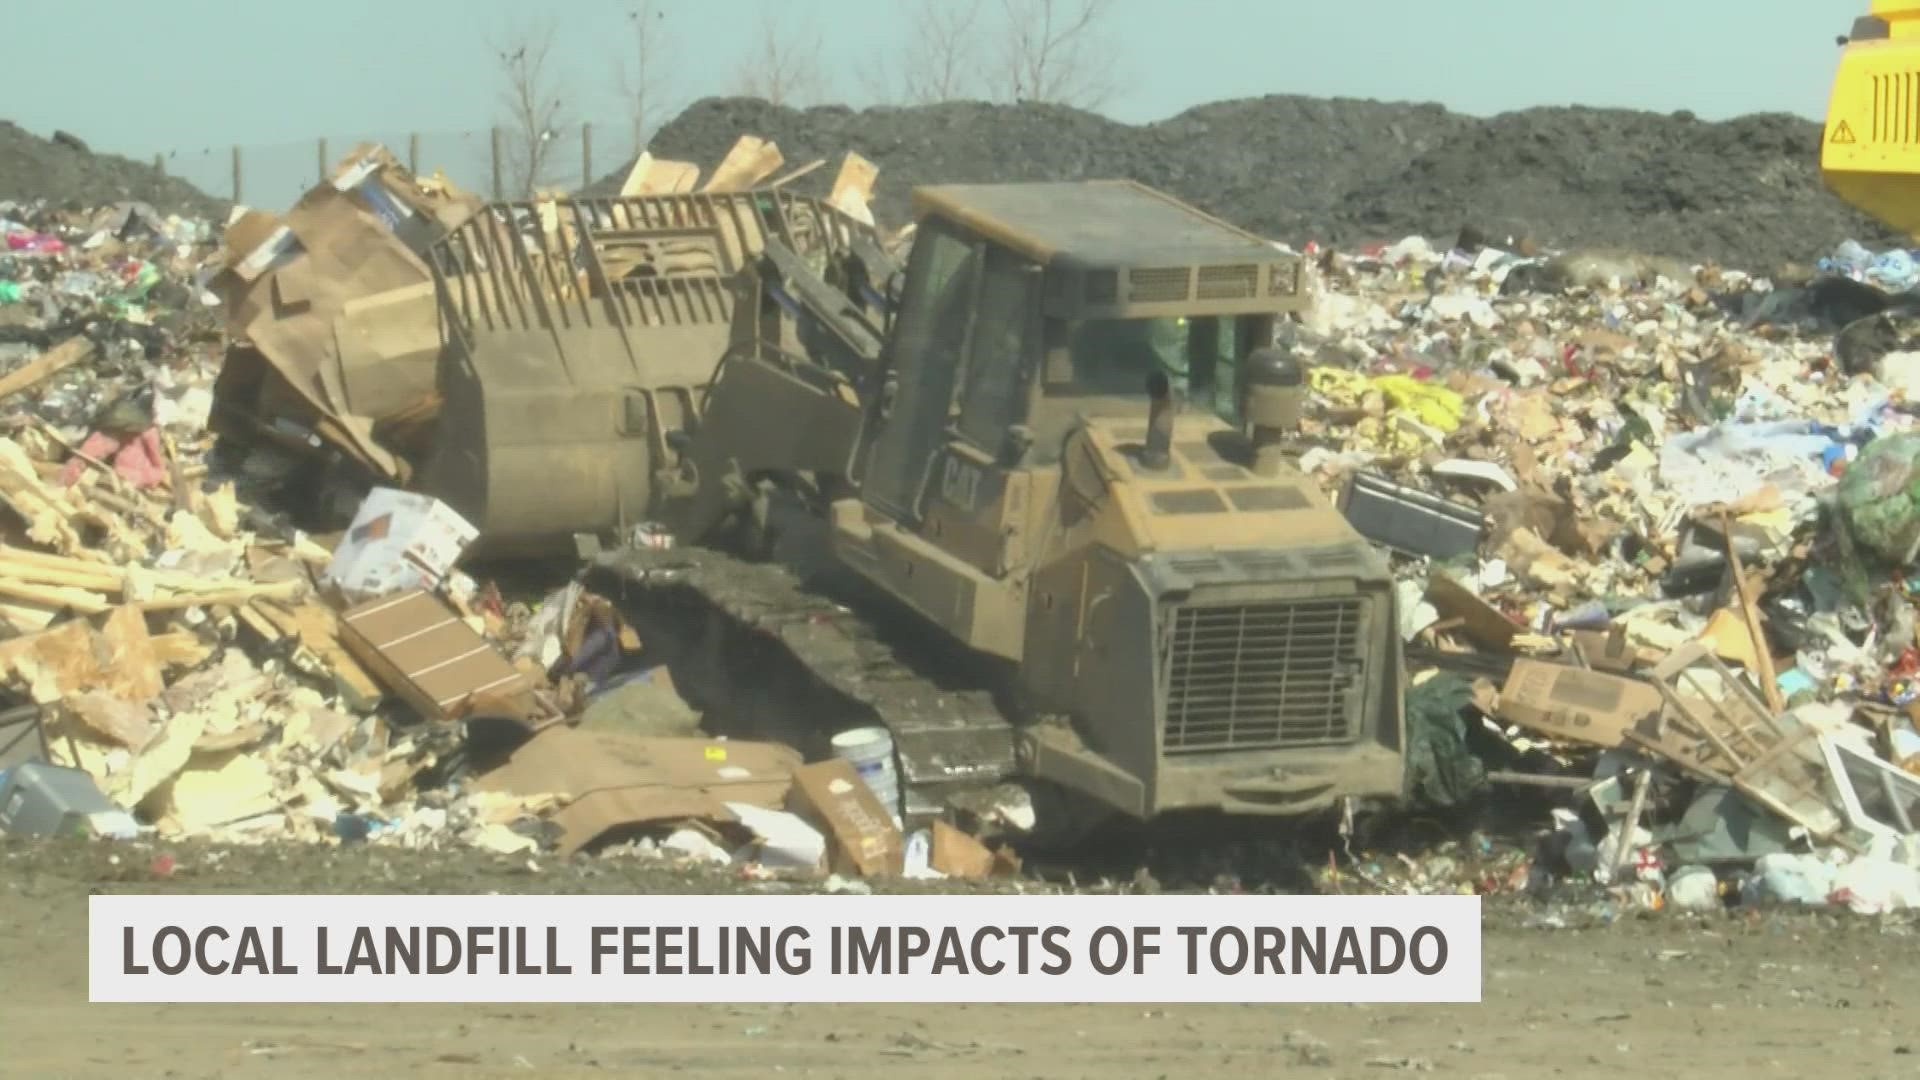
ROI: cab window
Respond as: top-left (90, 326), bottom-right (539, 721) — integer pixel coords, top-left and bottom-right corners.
top-left (953, 247), bottom-right (1038, 451)
top-left (1058, 314), bottom-right (1255, 425)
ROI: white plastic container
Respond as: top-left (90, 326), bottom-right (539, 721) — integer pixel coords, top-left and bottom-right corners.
top-left (831, 726), bottom-right (901, 821)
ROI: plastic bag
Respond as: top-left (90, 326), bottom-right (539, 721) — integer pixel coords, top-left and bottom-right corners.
top-left (1870, 249), bottom-right (1920, 293)
top-left (1837, 433), bottom-right (1920, 562)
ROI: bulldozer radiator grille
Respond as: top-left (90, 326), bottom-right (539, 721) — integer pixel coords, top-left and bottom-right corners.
top-left (1162, 598), bottom-right (1364, 753)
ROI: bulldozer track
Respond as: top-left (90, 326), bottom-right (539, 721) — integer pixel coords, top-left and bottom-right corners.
top-left (584, 541), bottom-right (1024, 825)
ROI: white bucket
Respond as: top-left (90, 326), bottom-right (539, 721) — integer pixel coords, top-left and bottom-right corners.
top-left (831, 726), bottom-right (901, 820)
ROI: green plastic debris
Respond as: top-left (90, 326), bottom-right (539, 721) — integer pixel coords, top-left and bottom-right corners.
top-left (117, 262), bottom-right (162, 301)
top-left (0, 281), bottom-right (19, 303)
top-left (1403, 672), bottom-right (1488, 811)
top-left (1837, 434), bottom-right (1920, 564)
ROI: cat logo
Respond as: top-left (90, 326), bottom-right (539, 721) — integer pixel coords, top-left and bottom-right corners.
top-left (940, 454), bottom-right (983, 510)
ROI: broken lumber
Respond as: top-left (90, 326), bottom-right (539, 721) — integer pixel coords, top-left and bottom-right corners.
top-left (701, 136), bottom-right (784, 193)
top-left (137, 579), bottom-right (307, 613)
top-left (0, 336), bottom-right (95, 402)
top-left (0, 545), bottom-right (253, 595)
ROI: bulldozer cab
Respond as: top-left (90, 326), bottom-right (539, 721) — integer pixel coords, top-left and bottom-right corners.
top-left (855, 180), bottom-right (1309, 529)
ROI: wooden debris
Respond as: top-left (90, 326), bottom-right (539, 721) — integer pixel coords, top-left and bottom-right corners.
top-left (0, 336), bottom-right (96, 402)
top-left (238, 597), bottom-right (383, 710)
top-left (0, 437), bottom-right (90, 557)
top-left (616, 153), bottom-right (700, 196)
top-left (828, 152), bottom-right (879, 225)
top-left (766, 158), bottom-right (827, 188)
top-left (149, 629), bottom-right (215, 670)
top-left (0, 605), bottom-right (163, 704)
top-left (1720, 508), bottom-right (1784, 714)
top-left (700, 135), bottom-right (784, 193)
top-left (138, 578), bottom-right (308, 613)
top-left (58, 690), bottom-right (158, 751)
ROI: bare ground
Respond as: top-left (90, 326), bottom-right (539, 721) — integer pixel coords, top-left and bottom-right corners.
top-left (5, 837), bottom-right (1920, 1079)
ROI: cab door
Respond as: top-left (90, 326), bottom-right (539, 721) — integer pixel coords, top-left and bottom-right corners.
top-left (920, 247), bottom-right (1044, 577)
top-left (859, 219), bottom-right (982, 523)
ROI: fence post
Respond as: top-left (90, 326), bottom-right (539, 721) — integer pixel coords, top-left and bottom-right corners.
top-left (582, 122), bottom-right (593, 189)
top-left (231, 146), bottom-right (242, 205)
top-left (491, 127), bottom-right (504, 200)
top-left (408, 133), bottom-right (419, 175)
top-left (317, 137), bottom-right (328, 184)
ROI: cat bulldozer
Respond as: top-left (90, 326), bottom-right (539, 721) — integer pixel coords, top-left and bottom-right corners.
top-left (424, 179), bottom-right (1406, 842)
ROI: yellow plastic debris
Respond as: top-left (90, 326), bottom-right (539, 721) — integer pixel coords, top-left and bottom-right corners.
top-left (1309, 368), bottom-right (1464, 433)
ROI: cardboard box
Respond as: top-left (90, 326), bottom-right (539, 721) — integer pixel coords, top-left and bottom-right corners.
top-left (323, 488), bottom-right (478, 599)
top-left (929, 819), bottom-right (995, 879)
top-left (787, 759), bottom-right (904, 878)
top-left (476, 728), bottom-right (801, 856)
top-left (337, 589), bottom-right (527, 722)
top-left (1496, 659), bottom-right (1667, 749)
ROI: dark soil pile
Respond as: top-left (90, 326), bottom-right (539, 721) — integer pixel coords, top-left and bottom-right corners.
top-left (595, 95), bottom-right (1898, 272)
top-left (0, 122), bottom-right (226, 218)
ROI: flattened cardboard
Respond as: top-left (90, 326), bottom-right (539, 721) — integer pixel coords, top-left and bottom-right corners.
top-left (475, 727), bottom-right (800, 855)
top-left (788, 759), bottom-right (904, 878)
top-left (929, 819), bottom-right (995, 879)
top-left (337, 589), bottom-right (527, 722)
top-left (1426, 572), bottom-right (1523, 651)
top-left (331, 281), bottom-right (440, 423)
top-left (1496, 659), bottom-right (1665, 748)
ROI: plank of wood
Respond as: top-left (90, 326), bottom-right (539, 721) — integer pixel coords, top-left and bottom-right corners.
top-left (0, 545), bottom-right (264, 595)
top-left (1720, 509), bottom-right (1784, 714)
top-left (828, 152), bottom-right (879, 224)
top-left (701, 135), bottom-right (784, 193)
top-left (138, 579), bottom-right (307, 613)
top-left (767, 158), bottom-right (827, 189)
top-left (0, 578), bottom-right (109, 614)
top-left (0, 553), bottom-right (122, 592)
top-left (0, 337), bottom-right (95, 401)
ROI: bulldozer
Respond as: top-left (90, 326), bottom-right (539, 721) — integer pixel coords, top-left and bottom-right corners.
top-left (424, 178), bottom-right (1407, 844)
top-left (1824, 2), bottom-right (1920, 235)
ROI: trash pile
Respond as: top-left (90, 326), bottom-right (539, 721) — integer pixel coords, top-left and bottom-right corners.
top-left (1303, 231), bottom-right (1920, 914)
top-left (18, 124), bottom-right (1920, 904)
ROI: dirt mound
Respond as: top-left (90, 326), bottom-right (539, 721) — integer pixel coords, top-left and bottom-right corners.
top-left (1337, 107), bottom-right (1898, 270)
top-left (0, 122), bottom-right (225, 218)
top-left (600, 96), bottom-right (1896, 272)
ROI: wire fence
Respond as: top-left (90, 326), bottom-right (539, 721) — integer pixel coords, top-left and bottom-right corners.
top-left (151, 120), bottom-right (648, 212)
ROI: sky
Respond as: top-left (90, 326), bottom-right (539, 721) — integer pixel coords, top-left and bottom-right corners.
top-left (0, 0), bottom-right (1870, 212)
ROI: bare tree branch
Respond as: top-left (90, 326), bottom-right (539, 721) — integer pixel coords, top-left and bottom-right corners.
top-left (490, 18), bottom-right (567, 197)
top-left (731, 5), bottom-right (828, 108)
top-left (994, 0), bottom-right (1118, 111)
top-left (866, 0), bottom-right (986, 106)
top-left (614, 0), bottom-right (677, 152)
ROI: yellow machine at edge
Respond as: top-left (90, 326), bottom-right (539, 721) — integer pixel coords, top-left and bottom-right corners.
top-left (1825, 1), bottom-right (1920, 236)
